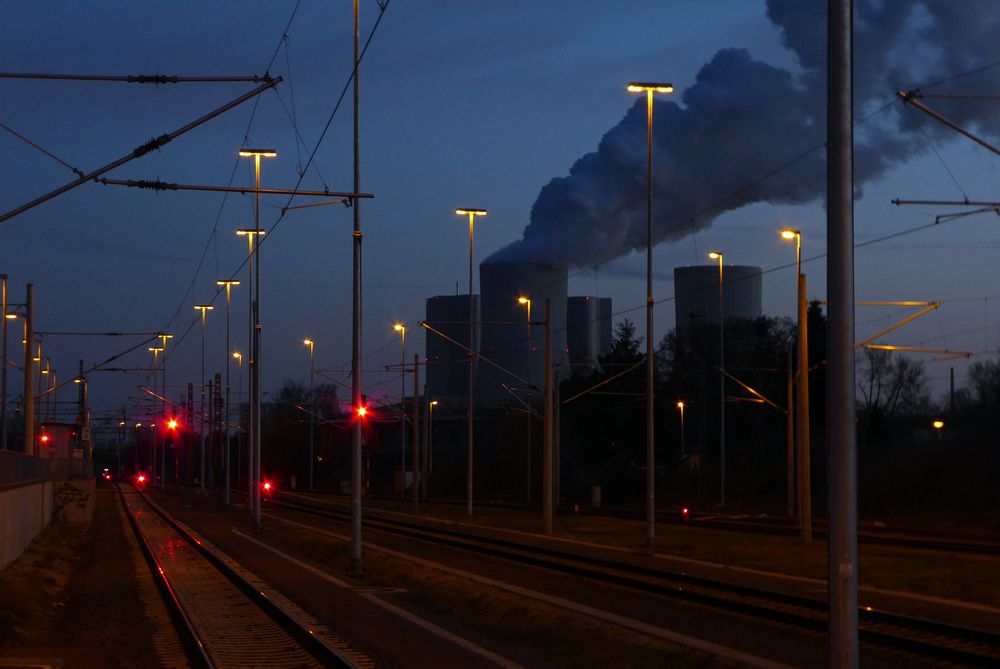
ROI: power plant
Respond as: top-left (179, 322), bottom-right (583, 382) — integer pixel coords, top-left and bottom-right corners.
top-left (673, 264), bottom-right (763, 337)
top-left (424, 261), bottom-right (613, 406)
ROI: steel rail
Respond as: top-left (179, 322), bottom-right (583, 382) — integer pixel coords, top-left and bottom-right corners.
top-left (113, 482), bottom-right (215, 669)
top-left (133, 488), bottom-right (357, 668)
top-left (273, 493), bottom-right (1000, 667)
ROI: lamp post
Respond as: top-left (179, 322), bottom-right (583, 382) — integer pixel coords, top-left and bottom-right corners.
top-left (627, 81), bottom-right (674, 546)
top-left (517, 296), bottom-right (533, 503)
top-left (427, 399), bottom-right (438, 481)
top-left (233, 351), bottom-right (243, 490)
top-left (393, 323), bottom-right (406, 496)
top-left (708, 250), bottom-right (725, 506)
top-left (73, 376), bottom-right (88, 467)
top-left (218, 280), bottom-right (239, 504)
top-left (455, 208), bottom-right (486, 517)
top-left (236, 227), bottom-right (265, 526)
top-left (781, 229), bottom-right (811, 541)
top-left (193, 305), bottom-right (214, 495)
top-left (157, 333), bottom-right (173, 488)
top-left (303, 338), bottom-right (315, 490)
top-left (148, 346), bottom-right (163, 484)
top-left (238, 148), bottom-right (275, 534)
top-left (676, 401), bottom-right (685, 458)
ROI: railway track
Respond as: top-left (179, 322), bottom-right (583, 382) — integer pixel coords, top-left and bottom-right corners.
top-left (114, 483), bottom-right (362, 669)
top-left (272, 492), bottom-right (1000, 668)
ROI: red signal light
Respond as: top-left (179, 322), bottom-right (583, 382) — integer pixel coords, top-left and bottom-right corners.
top-left (263, 481), bottom-right (271, 491)
top-left (167, 419), bottom-right (178, 430)
top-left (137, 474), bottom-right (146, 483)
top-left (40, 434), bottom-right (50, 443)
top-left (356, 406), bottom-right (368, 418)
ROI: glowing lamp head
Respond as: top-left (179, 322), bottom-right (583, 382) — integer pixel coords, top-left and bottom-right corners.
top-left (393, 323), bottom-right (404, 332)
top-left (518, 297), bottom-right (529, 304)
top-left (932, 420), bottom-right (944, 429)
top-left (238, 148), bottom-right (277, 158)
top-left (430, 400), bottom-right (439, 407)
top-left (4, 313), bottom-right (17, 320)
top-left (233, 352), bottom-right (242, 360)
top-left (455, 208), bottom-right (487, 216)
top-left (781, 229), bottom-right (800, 240)
top-left (303, 338), bottom-right (314, 346)
top-left (627, 82), bottom-right (674, 94)
top-left (708, 251), bottom-right (722, 260)
top-left (676, 401), bottom-right (684, 409)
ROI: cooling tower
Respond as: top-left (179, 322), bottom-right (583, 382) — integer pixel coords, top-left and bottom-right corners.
top-left (567, 296), bottom-right (613, 375)
top-left (477, 260), bottom-right (569, 404)
top-left (673, 265), bottom-right (763, 333)
top-left (425, 294), bottom-right (478, 405)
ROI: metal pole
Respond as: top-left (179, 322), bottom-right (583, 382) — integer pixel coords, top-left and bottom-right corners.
top-left (24, 285), bottom-right (34, 455)
top-left (1, 274), bottom-right (7, 450)
top-left (828, 0), bottom-right (859, 664)
top-left (526, 313), bottom-right (532, 505)
top-left (797, 271), bottom-right (812, 542)
top-left (719, 259), bottom-right (725, 506)
top-left (308, 341), bottom-right (314, 490)
top-left (253, 154), bottom-right (262, 533)
top-left (467, 212), bottom-right (475, 517)
top-left (161, 346), bottom-right (167, 490)
top-left (644, 88), bottom-right (656, 546)
top-left (246, 238), bottom-right (254, 508)
top-left (679, 402), bottom-right (686, 458)
top-left (349, 0), bottom-right (365, 576)
top-left (225, 286), bottom-right (232, 503)
top-left (399, 329), bottom-right (406, 496)
top-left (543, 299), bottom-right (553, 535)
top-left (412, 354), bottom-right (420, 514)
top-left (786, 347), bottom-right (795, 517)
top-left (200, 313), bottom-right (206, 496)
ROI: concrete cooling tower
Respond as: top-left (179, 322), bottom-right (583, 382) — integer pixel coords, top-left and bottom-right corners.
top-left (673, 265), bottom-right (763, 334)
top-left (477, 260), bottom-right (569, 404)
top-left (425, 294), bottom-right (478, 406)
top-left (567, 296), bottom-right (612, 375)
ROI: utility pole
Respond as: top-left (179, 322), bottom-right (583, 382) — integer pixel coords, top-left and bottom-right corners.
top-left (349, 0), bottom-right (365, 576)
top-left (797, 272), bottom-right (812, 542)
top-left (412, 354), bottom-right (420, 514)
top-left (1, 273), bottom-right (7, 451)
top-left (543, 298), bottom-right (553, 535)
top-left (827, 0), bottom-right (859, 665)
top-left (786, 347), bottom-right (794, 518)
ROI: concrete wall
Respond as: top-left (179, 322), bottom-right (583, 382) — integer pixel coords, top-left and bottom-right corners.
top-left (0, 480), bottom-right (54, 572)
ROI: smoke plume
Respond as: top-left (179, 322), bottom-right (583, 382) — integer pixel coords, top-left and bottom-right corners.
top-left (488, 0), bottom-right (1000, 267)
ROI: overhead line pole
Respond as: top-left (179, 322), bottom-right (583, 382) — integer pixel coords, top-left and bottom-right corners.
top-left (0, 73), bottom-right (276, 83)
top-left (0, 77), bottom-right (281, 225)
top-left (828, 0), bottom-right (859, 665)
top-left (350, 0), bottom-right (365, 577)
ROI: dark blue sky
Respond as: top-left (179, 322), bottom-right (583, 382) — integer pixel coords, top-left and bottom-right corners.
top-left (2, 1), bottom-right (999, 420)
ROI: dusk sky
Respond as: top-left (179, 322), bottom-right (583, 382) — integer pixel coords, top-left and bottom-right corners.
top-left (3, 0), bottom-right (1000, 420)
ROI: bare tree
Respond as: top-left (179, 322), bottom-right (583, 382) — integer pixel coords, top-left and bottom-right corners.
top-left (857, 348), bottom-right (929, 417)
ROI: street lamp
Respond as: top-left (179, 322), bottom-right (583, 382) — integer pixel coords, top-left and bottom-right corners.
top-left (517, 296), bottom-right (533, 504)
top-left (156, 332), bottom-right (172, 489)
top-left (303, 338), bottom-right (315, 490)
top-left (708, 250), bottom-right (725, 506)
top-left (428, 399), bottom-right (438, 477)
top-left (239, 147), bottom-right (275, 535)
top-left (73, 376), bottom-right (88, 465)
top-left (148, 347), bottom-right (164, 484)
top-left (676, 401), bottom-right (686, 458)
top-left (627, 80), bottom-right (674, 546)
top-left (194, 304), bottom-right (214, 495)
top-left (233, 350), bottom-right (244, 488)
top-left (217, 279), bottom-right (240, 504)
top-left (392, 323), bottom-right (406, 496)
top-left (781, 229), bottom-right (811, 540)
top-left (236, 227), bottom-right (265, 527)
top-left (455, 207), bottom-right (487, 517)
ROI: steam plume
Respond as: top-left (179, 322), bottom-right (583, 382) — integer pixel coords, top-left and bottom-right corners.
top-left (488, 0), bottom-right (1000, 267)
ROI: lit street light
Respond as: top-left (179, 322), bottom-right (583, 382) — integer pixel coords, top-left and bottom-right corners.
top-left (239, 147), bottom-right (275, 535)
top-left (233, 351), bottom-right (243, 488)
top-left (303, 338), bottom-right (315, 490)
top-left (194, 304), bottom-right (214, 495)
top-left (676, 400), bottom-right (685, 458)
top-left (708, 250), bottom-right (725, 506)
top-left (455, 207), bottom-right (487, 517)
top-left (218, 279), bottom-right (240, 504)
top-left (517, 296), bottom-right (533, 503)
top-left (393, 323), bottom-right (406, 496)
top-left (627, 80), bottom-right (674, 546)
top-left (781, 229), bottom-right (811, 541)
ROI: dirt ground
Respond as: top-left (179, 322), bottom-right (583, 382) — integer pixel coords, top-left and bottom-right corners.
top-left (0, 486), bottom-right (174, 668)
